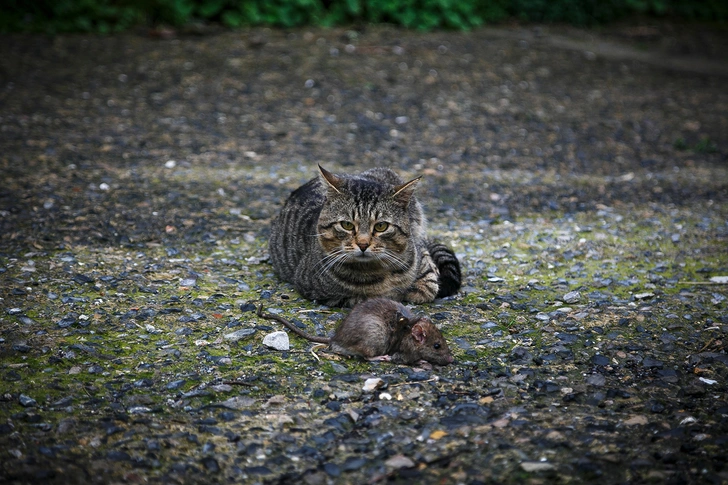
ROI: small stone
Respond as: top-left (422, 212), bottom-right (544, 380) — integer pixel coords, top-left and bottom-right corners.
top-left (634, 292), bottom-right (655, 300)
top-left (492, 249), bottom-right (508, 259)
top-left (262, 331), bottom-right (290, 351)
top-left (201, 457), bottom-right (220, 472)
top-left (384, 454), bottom-right (415, 469)
top-left (166, 379), bottom-right (186, 390)
top-left (521, 461), bottom-right (556, 472)
top-left (341, 457), bottom-right (367, 471)
top-left (57, 313), bottom-right (77, 328)
top-left (12, 342), bottom-right (31, 353)
top-left (563, 291), bottom-right (581, 304)
top-left (586, 374), bottom-right (606, 387)
top-left (56, 418), bottom-right (76, 434)
top-left (362, 378), bottom-right (385, 393)
top-left (323, 462), bottom-right (341, 477)
top-left (624, 415), bottom-right (649, 426)
top-left (219, 396), bottom-right (256, 410)
top-left (19, 394), bottom-right (37, 407)
top-left (223, 328), bottom-right (256, 342)
top-left (453, 337), bottom-right (472, 350)
top-left (72, 273), bottom-right (94, 284)
top-left (642, 357), bottom-right (663, 368)
top-left (179, 278), bottom-right (197, 287)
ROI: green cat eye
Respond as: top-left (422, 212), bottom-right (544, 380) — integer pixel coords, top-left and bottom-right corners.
top-left (340, 221), bottom-right (355, 231)
top-left (373, 221), bottom-right (389, 232)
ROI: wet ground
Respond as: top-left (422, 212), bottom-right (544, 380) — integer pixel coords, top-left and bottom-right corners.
top-left (1, 21), bottom-right (727, 484)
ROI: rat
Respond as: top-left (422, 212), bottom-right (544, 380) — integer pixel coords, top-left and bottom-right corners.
top-left (256, 298), bottom-right (453, 366)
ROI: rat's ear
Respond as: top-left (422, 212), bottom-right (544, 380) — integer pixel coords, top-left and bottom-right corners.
top-left (395, 311), bottom-right (410, 326)
top-left (411, 322), bottom-right (427, 344)
top-left (318, 164), bottom-right (344, 195)
top-left (392, 176), bottom-right (420, 207)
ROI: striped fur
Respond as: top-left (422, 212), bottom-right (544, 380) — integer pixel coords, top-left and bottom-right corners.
top-left (269, 166), bottom-right (461, 307)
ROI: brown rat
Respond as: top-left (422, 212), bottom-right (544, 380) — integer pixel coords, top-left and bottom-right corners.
top-left (256, 298), bottom-right (453, 366)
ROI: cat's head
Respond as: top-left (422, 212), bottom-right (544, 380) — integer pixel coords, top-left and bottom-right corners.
top-left (316, 165), bottom-right (421, 265)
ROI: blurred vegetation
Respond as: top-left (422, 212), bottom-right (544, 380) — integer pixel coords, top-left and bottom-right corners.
top-left (0, 0), bottom-right (726, 33)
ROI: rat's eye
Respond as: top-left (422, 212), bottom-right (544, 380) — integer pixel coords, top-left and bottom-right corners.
top-left (340, 221), bottom-right (355, 231)
top-left (434, 343), bottom-right (441, 350)
top-left (373, 221), bottom-right (389, 232)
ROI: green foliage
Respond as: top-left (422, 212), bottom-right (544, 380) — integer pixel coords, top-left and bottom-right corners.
top-left (0, 0), bottom-right (726, 34)
top-left (364, 0), bottom-right (483, 30)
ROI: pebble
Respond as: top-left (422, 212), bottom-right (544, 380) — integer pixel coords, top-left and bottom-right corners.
top-left (262, 331), bottom-right (290, 351)
top-left (384, 454), bottom-right (415, 469)
top-left (57, 313), bottom-right (77, 328)
top-left (563, 291), bottom-right (581, 303)
top-left (521, 462), bottom-right (556, 472)
top-left (586, 374), bottom-right (606, 387)
top-left (362, 378), bottom-right (385, 392)
top-left (224, 328), bottom-right (257, 342)
top-left (19, 394), bottom-right (37, 407)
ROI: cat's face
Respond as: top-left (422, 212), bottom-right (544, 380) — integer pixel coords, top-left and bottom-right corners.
top-left (316, 167), bottom-right (418, 268)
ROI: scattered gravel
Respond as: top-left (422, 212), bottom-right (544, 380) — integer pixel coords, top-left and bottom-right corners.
top-left (0, 22), bottom-right (727, 485)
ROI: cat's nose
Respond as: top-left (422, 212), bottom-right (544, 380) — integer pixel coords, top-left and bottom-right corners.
top-left (357, 241), bottom-right (369, 252)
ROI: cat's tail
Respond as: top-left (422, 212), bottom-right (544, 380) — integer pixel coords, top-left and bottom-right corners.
top-left (427, 241), bottom-right (461, 298)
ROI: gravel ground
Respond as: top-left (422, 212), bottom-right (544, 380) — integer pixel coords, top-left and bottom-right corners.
top-left (1, 22), bottom-right (727, 485)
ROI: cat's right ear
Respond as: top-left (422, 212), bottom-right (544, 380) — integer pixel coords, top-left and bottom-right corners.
top-left (392, 176), bottom-right (421, 207)
top-left (318, 164), bottom-right (344, 195)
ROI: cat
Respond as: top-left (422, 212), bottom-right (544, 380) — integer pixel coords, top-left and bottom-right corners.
top-left (268, 165), bottom-right (461, 307)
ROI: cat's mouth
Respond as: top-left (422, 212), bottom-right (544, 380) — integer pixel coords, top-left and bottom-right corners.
top-left (352, 251), bottom-right (375, 260)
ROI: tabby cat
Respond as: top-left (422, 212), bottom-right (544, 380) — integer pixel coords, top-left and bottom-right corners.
top-left (268, 165), bottom-right (461, 307)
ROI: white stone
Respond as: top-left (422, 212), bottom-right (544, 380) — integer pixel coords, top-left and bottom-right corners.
top-left (263, 331), bottom-right (290, 351)
top-left (362, 378), bottom-right (384, 392)
top-left (520, 461), bottom-right (555, 472)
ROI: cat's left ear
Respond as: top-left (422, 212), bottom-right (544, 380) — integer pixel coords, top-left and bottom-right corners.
top-left (318, 164), bottom-right (344, 195)
top-left (392, 176), bottom-right (421, 207)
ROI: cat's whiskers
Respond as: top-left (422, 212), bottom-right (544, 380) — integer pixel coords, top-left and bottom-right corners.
top-left (315, 249), bottom-right (349, 276)
top-left (376, 250), bottom-right (410, 271)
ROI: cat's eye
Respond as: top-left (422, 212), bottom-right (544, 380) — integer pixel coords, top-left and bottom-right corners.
top-left (434, 343), bottom-right (441, 350)
top-left (373, 221), bottom-right (389, 232)
top-left (340, 221), bottom-right (355, 231)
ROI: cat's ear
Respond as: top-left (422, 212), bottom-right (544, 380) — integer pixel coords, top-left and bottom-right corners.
top-left (318, 164), bottom-right (344, 195)
top-left (392, 176), bottom-right (421, 207)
